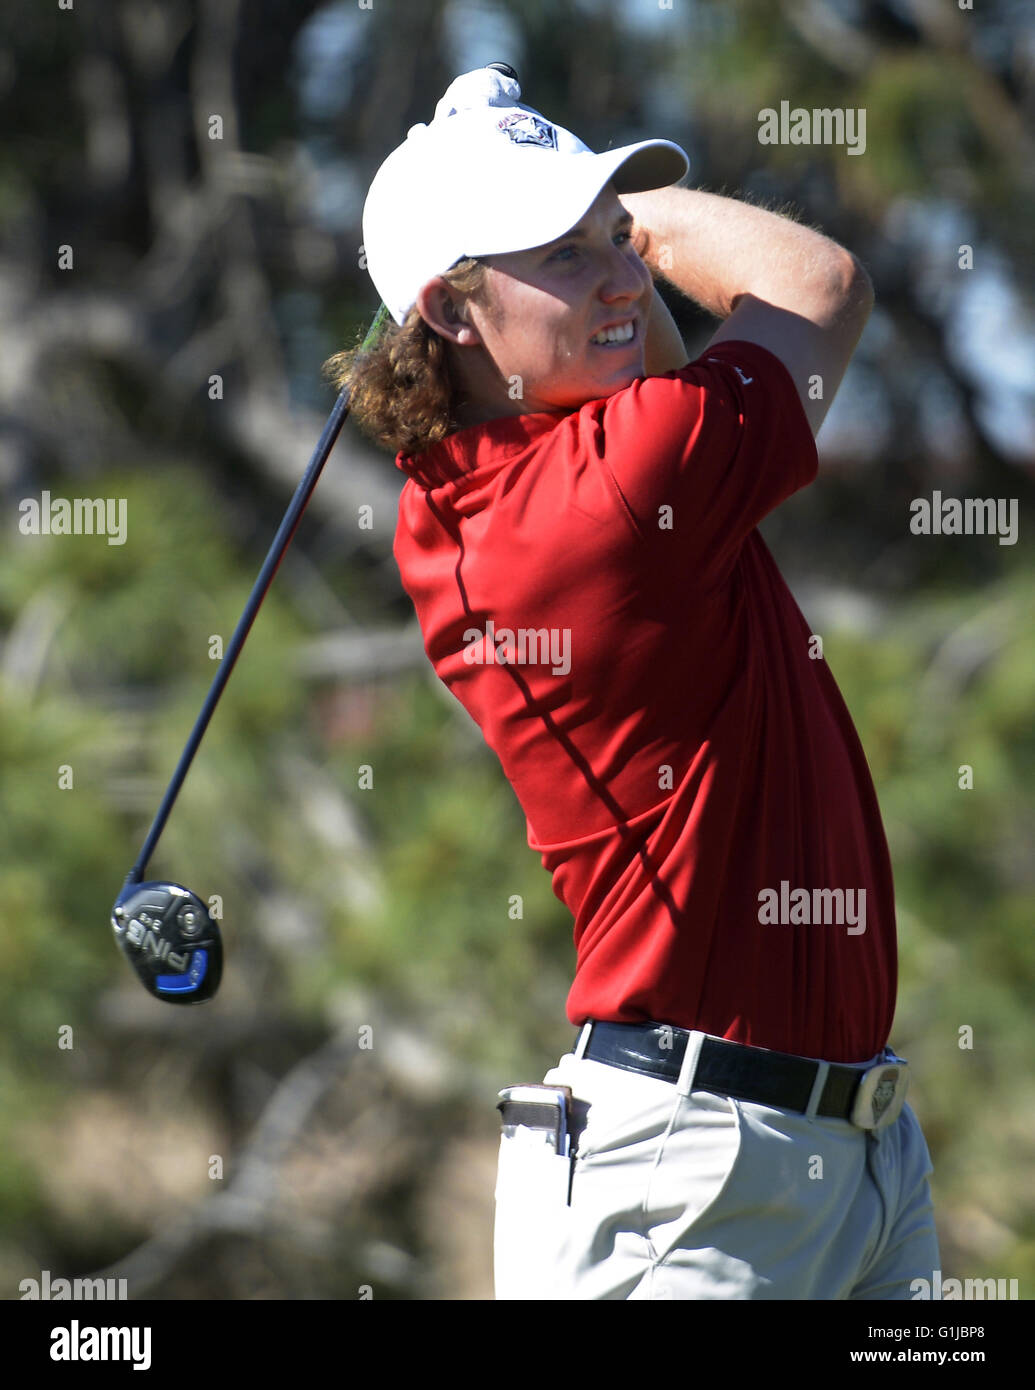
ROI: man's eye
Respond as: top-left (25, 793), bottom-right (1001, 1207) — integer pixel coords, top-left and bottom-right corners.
top-left (550, 232), bottom-right (632, 263)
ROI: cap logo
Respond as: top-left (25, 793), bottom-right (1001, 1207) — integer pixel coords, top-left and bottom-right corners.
top-left (496, 111), bottom-right (558, 150)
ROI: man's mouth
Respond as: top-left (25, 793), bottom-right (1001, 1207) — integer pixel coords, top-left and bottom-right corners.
top-left (589, 320), bottom-right (637, 346)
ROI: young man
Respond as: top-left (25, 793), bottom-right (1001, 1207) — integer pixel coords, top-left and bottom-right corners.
top-left (357, 65), bottom-right (939, 1299)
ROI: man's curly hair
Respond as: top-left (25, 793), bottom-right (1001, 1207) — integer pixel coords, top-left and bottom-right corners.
top-left (323, 258), bottom-right (489, 458)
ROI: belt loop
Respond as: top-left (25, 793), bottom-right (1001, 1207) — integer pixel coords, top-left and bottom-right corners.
top-left (804, 1060), bottom-right (830, 1121)
top-left (573, 1021), bottom-right (593, 1060)
top-left (675, 1030), bottom-right (707, 1097)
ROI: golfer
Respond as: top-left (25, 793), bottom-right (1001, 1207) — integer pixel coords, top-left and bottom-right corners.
top-left (331, 65), bottom-right (940, 1300)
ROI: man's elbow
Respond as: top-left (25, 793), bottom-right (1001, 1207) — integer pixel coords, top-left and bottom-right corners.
top-left (830, 252), bottom-right (875, 321)
top-left (802, 251), bottom-right (873, 335)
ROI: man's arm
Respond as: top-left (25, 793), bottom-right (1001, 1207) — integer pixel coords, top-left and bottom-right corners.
top-left (622, 186), bottom-right (874, 438)
top-left (642, 280), bottom-right (690, 376)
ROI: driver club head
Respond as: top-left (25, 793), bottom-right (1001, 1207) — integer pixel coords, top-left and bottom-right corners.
top-left (111, 881), bottom-right (223, 1003)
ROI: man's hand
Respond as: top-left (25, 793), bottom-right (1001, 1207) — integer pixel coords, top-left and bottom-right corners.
top-left (620, 186), bottom-right (874, 438)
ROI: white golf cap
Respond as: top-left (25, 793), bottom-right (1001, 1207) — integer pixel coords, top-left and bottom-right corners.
top-left (362, 65), bottom-right (689, 327)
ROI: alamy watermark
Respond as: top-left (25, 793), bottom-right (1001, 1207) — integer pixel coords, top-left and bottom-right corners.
top-left (20, 1269), bottom-right (127, 1300)
top-left (18, 492), bottom-right (127, 545)
top-left (911, 1270), bottom-right (1019, 1300)
top-left (758, 881), bottom-right (866, 935)
top-left (758, 101), bottom-right (866, 156)
top-left (50, 1322), bottom-right (151, 1371)
top-left (910, 492), bottom-right (1018, 546)
top-left (462, 619), bottom-right (571, 676)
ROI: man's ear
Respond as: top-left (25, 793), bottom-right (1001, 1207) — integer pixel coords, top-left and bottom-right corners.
top-left (416, 278), bottom-right (482, 347)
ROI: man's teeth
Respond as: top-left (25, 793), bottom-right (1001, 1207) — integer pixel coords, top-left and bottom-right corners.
top-left (591, 322), bottom-right (634, 344)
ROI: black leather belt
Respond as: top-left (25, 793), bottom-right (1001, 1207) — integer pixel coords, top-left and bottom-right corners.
top-left (577, 1021), bottom-right (875, 1121)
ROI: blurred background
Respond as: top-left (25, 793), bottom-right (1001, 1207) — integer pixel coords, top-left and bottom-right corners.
top-left (1, 0), bottom-right (1032, 1301)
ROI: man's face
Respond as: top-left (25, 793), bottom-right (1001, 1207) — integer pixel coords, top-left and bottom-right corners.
top-left (444, 183), bottom-right (653, 423)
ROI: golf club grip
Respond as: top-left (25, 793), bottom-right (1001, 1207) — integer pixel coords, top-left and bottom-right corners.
top-left (126, 303), bottom-right (390, 886)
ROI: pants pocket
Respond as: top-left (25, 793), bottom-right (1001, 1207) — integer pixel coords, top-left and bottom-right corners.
top-left (493, 1132), bottom-right (574, 1300)
top-left (641, 1091), bottom-right (745, 1271)
top-left (494, 1129), bottom-right (573, 1206)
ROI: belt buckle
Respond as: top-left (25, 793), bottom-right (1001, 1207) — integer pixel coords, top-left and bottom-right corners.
top-left (850, 1058), bottom-right (909, 1130)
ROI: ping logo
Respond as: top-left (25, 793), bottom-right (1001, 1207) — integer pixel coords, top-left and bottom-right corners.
top-left (125, 918), bottom-right (191, 972)
top-left (497, 112), bottom-right (558, 149)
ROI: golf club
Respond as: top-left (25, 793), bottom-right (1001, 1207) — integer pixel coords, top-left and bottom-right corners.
top-left (111, 299), bottom-right (393, 1003)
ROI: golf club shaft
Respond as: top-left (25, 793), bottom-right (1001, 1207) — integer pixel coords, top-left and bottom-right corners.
top-left (125, 302), bottom-right (391, 889)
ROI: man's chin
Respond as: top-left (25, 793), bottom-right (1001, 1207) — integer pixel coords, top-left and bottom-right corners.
top-left (544, 364), bottom-right (645, 413)
top-left (588, 363), bottom-right (643, 400)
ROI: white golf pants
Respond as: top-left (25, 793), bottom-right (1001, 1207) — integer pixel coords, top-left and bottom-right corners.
top-left (493, 1028), bottom-right (940, 1300)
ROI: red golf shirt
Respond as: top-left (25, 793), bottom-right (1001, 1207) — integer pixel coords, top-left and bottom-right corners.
top-left (393, 340), bottom-right (895, 1063)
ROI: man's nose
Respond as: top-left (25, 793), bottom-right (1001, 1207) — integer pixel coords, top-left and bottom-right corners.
top-left (599, 244), bottom-right (648, 301)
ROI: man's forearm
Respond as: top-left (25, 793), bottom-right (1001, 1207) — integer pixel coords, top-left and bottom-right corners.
top-left (621, 186), bottom-right (863, 327)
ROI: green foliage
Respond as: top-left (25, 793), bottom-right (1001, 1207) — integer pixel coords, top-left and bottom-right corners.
top-left (822, 561), bottom-right (1035, 1287)
top-left (0, 460), bottom-right (312, 1041)
top-left (301, 675), bottom-right (575, 1071)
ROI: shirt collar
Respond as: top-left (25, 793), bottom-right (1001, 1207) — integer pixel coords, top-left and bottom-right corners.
top-left (395, 409), bottom-right (569, 489)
